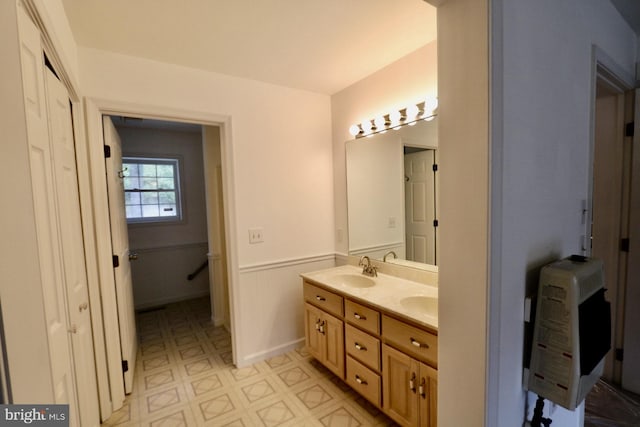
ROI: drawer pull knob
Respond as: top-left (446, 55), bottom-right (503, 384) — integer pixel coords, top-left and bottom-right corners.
top-left (353, 313), bottom-right (367, 320)
top-left (409, 373), bottom-right (416, 393)
top-left (410, 337), bottom-right (429, 349)
top-left (315, 295), bottom-right (326, 302)
top-left (354, 342), bottom-right (367, 351)
top-left (355, 375), bottom-right (368, 385)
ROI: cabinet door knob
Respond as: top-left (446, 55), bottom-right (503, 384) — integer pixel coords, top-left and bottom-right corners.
top-left (315, 295), bottom-right (326, 302)
top-left (355, 375), bottom-right (368, 385)
top-left (419, 377), bottom-right (426, 398)
top-left (409, 373), bottom-right (416, 393)
top-left (79, 302), bottom-right (88, 312)
top-left (68, 325), bottom-right (77, 334)
top-left (353, 313), bottom-right (366, 320)
top-left (410, 337), bottom-right (429, 349)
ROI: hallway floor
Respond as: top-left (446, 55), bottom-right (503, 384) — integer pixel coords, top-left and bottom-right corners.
top-left (102, 297), bottom-right (397, 426)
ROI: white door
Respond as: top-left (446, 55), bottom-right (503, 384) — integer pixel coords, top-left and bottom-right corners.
top-left (16, 4), bottom-right (79, 423)
top-left (622, 89), bottom-right (640, 394)
top-left (103, 117), bottom-right (138, 393)
top-left (45, 68), bottom-right (100, 426)
top-left (404, 149), bottom-right (436, 264)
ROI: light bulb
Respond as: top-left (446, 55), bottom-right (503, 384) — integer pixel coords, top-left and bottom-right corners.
top-left (425, 97), bottom-right (438, 114)
top-left (361, 120), bottom-right (372, 133)
top-left (349, 124), bottom-right (361, 136)
top-left (406, 104), bottom-right (419, 119)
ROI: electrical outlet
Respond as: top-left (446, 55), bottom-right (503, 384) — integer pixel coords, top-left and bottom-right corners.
top-left (249, 227), bottom-right (264, 244)
top-left (388, 217), bottom-right (396, 228)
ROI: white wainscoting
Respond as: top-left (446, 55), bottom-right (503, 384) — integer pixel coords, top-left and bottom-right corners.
top-left (131, 242), bottom-right (210, 310)
top-left (234, 254), bottom-right (336, 367)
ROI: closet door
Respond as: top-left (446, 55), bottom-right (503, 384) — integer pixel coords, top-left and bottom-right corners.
top-left (16, 3), bottom-right (79, 424)
top-left (45, 68), bottom-right (100, 426)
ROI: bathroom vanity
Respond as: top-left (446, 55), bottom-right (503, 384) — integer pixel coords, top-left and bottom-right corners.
top-left (301, 264), bottom-right (438, 427)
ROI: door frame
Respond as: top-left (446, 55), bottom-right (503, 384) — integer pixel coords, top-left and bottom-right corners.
top-left (587, 47), bottom-right (636, 386)
top-left (82, 98), bottom-right (240, 418)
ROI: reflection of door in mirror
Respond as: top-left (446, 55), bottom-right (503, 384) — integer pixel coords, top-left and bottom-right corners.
top-left (404, 148), bottom-right (436, 265)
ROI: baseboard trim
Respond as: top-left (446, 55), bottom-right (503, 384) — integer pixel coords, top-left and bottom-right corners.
top-left (237, 338), bottom-right (305, 368)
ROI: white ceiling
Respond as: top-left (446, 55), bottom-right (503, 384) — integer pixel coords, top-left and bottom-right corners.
top-left (611, 0), bottom-right (640, 35)
top-left (61, 0), bottom-right (437, 95)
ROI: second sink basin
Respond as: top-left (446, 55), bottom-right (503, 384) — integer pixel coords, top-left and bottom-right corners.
top-left (332, 274), bottom-right (376, 288)
top-left (400, 296), bottom-right (438, 316)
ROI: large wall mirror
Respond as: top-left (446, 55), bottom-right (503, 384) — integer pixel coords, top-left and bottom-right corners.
top-left (346, 118), bottom-right (438, 269)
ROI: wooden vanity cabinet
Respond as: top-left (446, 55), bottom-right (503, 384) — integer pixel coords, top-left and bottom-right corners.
top-left (382, 344), bottom-right (437, 427)
top-left (382, 313), bottom-right (438, 427)
top-left (302, 279), bottom-right (438, 425)
top-left (344, 299), bottom-right (383, 407)
top-left (303, 282), bottom-right (345, 378)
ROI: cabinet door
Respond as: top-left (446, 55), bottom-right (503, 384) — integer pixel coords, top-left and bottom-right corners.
top-left (382, 344), bottom-right (419, 426)
top-left (323, 311), bottom-right (345, 378)
top-left (419, 362), bottom-right (437, 427)
top-left (304, 303), bottom-right (323, 361)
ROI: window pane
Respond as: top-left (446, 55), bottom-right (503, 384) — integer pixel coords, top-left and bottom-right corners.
top-left (158, 191), bottom-right (176, 204)
top-left (141, 177), bottom-right (158, 189)
top-left (141, 192), bottom-right (159, 205)
top-left (142, 205), bottom-right (159, 217)
top-left (157, 178), bottom-right (174, 190)
top-left (157, 164), bottom-right (173, 177)
top-left (140, 164), bottom-right (156, 177)
top-left (159, 204), bottom-right (177, 216)
top-left (123, 163), bottom-right (138, 177)
top-left (124, 177), bottom-right (139, 190)
top-left (125, 191), bottom-right (141, 205)
top-left (126, 205), bottom-right (142, 218)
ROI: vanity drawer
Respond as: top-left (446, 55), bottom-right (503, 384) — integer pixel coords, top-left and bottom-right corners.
top-left (303, 282), bottom-right (343, 317)
top-left (345, 324), bottom-right (381, 371)
top-left (346, 356), bottom-right (381, 407)
top-left (345, 299), bottom-right (380, 335)
top-left (382, 315), bottom-right (438, 367)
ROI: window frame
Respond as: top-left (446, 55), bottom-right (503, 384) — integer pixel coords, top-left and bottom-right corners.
top-left (122, 155), bottom-right (185, 225)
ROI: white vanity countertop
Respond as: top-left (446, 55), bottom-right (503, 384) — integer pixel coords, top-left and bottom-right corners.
top-left (300, 264), bottom-right (438, 330)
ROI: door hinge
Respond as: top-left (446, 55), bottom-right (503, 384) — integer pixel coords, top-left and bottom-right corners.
top-left (112, 255), bottom-right (120, 268)
top-left (615, 348), bottom-right (624, 361)
top-left (432, 164), bottom-right (438, 172)
top-left (621, 238), bottom-right (630, 252)
top-left (122, 360), bottom-right (129, 373)
top-left (625, 122), bottom-right (634, 137)
top-left (433, 219), bottom-right (439, 227)
top-left (104, 145), bottom-right (111, 158)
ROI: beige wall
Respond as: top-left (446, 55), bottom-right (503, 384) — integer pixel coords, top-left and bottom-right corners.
top-left (436, 0), bottom-right (489, 425)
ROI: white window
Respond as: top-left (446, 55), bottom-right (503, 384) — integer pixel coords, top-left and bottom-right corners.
top-left (122, 157), bottom-right (182, 223)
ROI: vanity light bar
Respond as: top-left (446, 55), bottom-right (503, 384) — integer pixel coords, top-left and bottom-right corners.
top-left (349, 98), bottom-right (438, 139)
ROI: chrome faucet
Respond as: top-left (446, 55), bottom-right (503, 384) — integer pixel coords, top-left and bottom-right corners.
top-left (358, 255), bottom-right (377, 277)
top-left (383, 251), bottom-right (397, 262)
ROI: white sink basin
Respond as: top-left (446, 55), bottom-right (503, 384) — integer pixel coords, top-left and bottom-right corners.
top-left (400, 296), bottom-right (438, 316)
top-left (332, 274), bottom-right (376, 288)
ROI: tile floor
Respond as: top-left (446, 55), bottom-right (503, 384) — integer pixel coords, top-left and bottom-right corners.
top-left (102, 297), bottom-right (397, 426)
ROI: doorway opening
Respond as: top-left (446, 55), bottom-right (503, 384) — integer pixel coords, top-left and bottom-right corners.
top-left (87, 103), bottom-right (236, 419)
top-left (585, 62), bottom-right (640, 425)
